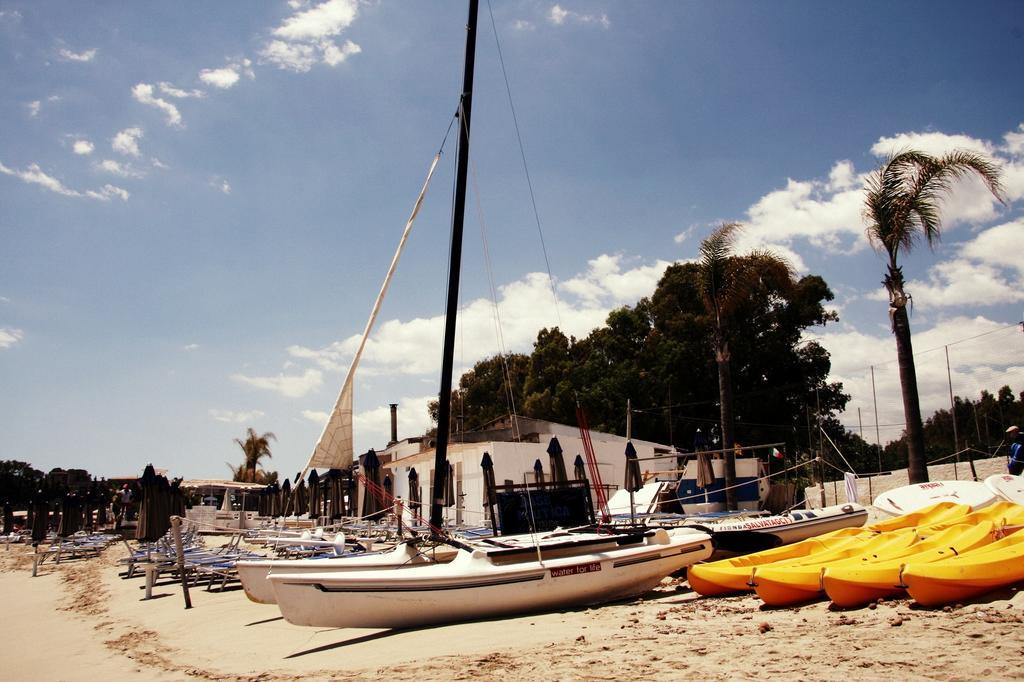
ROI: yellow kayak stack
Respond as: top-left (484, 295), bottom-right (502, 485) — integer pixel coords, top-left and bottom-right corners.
top-left (687, 501), bottom-right (1024, 608)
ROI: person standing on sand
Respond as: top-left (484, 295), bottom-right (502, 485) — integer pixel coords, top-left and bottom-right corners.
top-left (1007, 426), bottom-right (1024, 476)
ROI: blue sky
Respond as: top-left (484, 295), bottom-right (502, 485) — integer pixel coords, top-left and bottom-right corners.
top-left (2, 1), bottom-right (1022, 480)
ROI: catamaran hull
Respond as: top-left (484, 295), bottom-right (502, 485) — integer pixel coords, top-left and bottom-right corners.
top-left (237, 542), bottom-right (455, 604)
top-left (270, 531), bottom-right (712, 629)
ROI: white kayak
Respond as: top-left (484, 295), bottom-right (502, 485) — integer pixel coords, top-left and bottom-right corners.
top-left (984, 473), bottom-right (1024, 505)
top-left (270, 527), bottom-right (713, 629)
top-left (873, 480), bottom-right (997, 517)
top-left (237, 541), bottom-right (456, 604)
top-left (689, 503), bottom-right (868, 554)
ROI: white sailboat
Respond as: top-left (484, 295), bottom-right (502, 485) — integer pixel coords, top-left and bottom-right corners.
top-left (269, 0), bottom-right (714, 629)
top-left (270, 527), bottom-right (712, 629)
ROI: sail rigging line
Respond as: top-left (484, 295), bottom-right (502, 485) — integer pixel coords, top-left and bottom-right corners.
top-left (301, 148), bottom-right (446, 478)
top-left (485, 0), bottom-right (562, 330)
top-left (466, 126), bottom-right (524, 442)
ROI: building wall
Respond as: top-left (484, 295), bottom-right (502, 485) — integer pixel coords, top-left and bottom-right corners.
top-left (381, 435), bottom-right (677, 527)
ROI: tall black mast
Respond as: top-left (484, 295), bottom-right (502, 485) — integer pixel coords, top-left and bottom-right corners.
top-left (430, 0), bottom-right (478, 534)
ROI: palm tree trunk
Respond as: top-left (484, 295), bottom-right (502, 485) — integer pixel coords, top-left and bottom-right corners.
top-left (716, 350), bottom-right (738, 510)
top-left (891, 304), bottom-right (929, 483)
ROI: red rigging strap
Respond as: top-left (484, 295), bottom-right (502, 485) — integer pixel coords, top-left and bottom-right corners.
top-left (576, 403), bottom-right (610, 523)
top-left (356, 471), bottom-right (444, 537)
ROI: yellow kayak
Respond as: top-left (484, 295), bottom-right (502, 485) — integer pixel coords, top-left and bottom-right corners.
top-left (902, 530), bottom-right (1024, 606)
top-left (915, 501), bottom-right (1024, 533)
top-left (688, 502), bottom-right (977, 597)
top-left (751, 529), bottom-right (919, 606)
top-left (821, 521), bottom-right (997, 608)
top-left (688, 530), bottom-right (865, 596)
top-left (865, 501), bottom-right (971, 532)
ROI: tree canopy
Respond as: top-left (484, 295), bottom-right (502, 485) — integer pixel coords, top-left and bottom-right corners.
top-left (433, 260), bottom-right (848, 461)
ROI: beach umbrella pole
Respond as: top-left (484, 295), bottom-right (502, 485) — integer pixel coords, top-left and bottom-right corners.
top-left (31, 543), bottom-right (39, 577)
top-left (170, 516), bottom-right (192, 609)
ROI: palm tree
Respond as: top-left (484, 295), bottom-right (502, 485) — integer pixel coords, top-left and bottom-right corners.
top-left (864, 149), bottom-right (1003, 484)
top-left (232, 428), bottom-right (276, 483)
top-left (697, 223), bottom-right (793, 509)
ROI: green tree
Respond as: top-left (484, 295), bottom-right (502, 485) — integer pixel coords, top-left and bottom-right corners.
top-left (230, 428), bottom-right (276, 483)
top-left (429, 353), bottom-right (530, 432)
top-left (864, 150), bottom-right (1003, 483)
top-left (0, 460), bottom-right (44, 506)
top-left (695, 222), bottom-right (796, 509)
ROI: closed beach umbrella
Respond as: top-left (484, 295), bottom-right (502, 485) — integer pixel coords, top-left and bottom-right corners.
top-left (30, 494), bottom-right (49, 544)
top-left (694, 429), bottom-right (715, 491)
top-left (624, 441), bottom-right (643, 524)
top-left (533, 459), bottom-right (545, 488)
top-left (57, 492), bottom-right (81, 538)
top-left (292, 477), bottom-right (308, 518)
top-left (445, 461), bottom-right (456, 508)
top-left (624, 441), bottom-right (643, 493)
top-left (361, 449), bottom-right (382, 518)
top-left (696, 451), bottom-right (715, 490)
top-left (547, 437), bottom-right (567, 484)
top-left (407, 468), bottom-right (421, 518)
top-left (279, 479), bottom-right (292, 516)
top-left (481, 453), bottom-right (497, 534)
top-left (136, 465), bottom-right (171, 542)
top-left (307, 469), bottom-right (321, 520)
top-left (3, 500), bottom-right (13, 536)
top-left (573, 454), bottom-right (587, 482)
top-left (170, 478), bottom-right (186, 517)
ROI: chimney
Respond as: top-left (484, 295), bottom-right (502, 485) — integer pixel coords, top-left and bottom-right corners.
top-left (389, 403), bottom-right (398, 446)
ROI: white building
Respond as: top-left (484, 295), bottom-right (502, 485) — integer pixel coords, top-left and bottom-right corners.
top-left (374, 416), bottom-right (679, 528)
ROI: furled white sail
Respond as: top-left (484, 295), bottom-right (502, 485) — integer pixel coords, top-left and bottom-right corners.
top-left (303, 153), bottom-right (441, 473)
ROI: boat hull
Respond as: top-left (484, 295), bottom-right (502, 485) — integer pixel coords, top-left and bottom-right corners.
top-left (270, 530), bottom-right (712, 628)
top-left (238, 542), bottom-right (455, 604)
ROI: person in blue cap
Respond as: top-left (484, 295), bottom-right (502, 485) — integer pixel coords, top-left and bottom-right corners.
top-left (1007, 426), bottom-right (1024, 476)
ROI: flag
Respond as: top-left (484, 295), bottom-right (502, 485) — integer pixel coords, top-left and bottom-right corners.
top-left (772, 447), bottom-right (784, 460)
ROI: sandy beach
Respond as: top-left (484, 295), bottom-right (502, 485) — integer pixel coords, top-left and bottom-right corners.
top-left (2, 533), bottom-right (1022, 682)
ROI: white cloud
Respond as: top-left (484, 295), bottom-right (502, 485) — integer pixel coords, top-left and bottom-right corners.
top-left (158, 82), bottom-right (204, 98)
top-left (232, 368), bottom-right (324, 398)
top-left (1004, 123), bottom-right (1024, 156)
top-left (209, 177), bottom-right (231, 194)
top-left (321, 39), bottom-right (361, 66)
top-left (285, 256), bottom-right (671, 384)
top-left (272, 0), bottom-right (357, 41)
top-left (72, 139), bottom-right (94, 155)
top-left (96, 159), bottom-right (143, 179)
top-left (183, 343), bottom-right (200, 351)
top-left (199, 67), bottom-right (240, 89)
top-left (261, 0), bottom-right (361, 73)
top-left (301, 409), bottom-right (330, 425)
top-left (26, 100), bottom-right (40, 118)
top-left (198, 58), bottom-right (254, 89)
top-left (353, 395), bottom-right (436, 450)
top-left (112, 127), bottom-right (143, 157)
top-left (513, 20), bottom-right (536, 31)
top-left (548, 4), bottom-right (610, 29)
top-left (209, 409), bottom-right (265, 424)
top-left (85, 184), bottom-right (130, 201)
top-left (58, 47), bottom-right (97, 62)
top-left (742, 166), bottom-right (867, 263)
top-left (0, 327), bottom-right (23, 349)
top-left (889, 219), bottom-right (1024, 311)
top-left (560, 254), bottom-right (672, 306)
top-left (1, 160), bottom-right (80, 197)
top-left (815, 316), bottom-right (1024, 445)
top-left (131, 83), bottom-right (183, 127)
